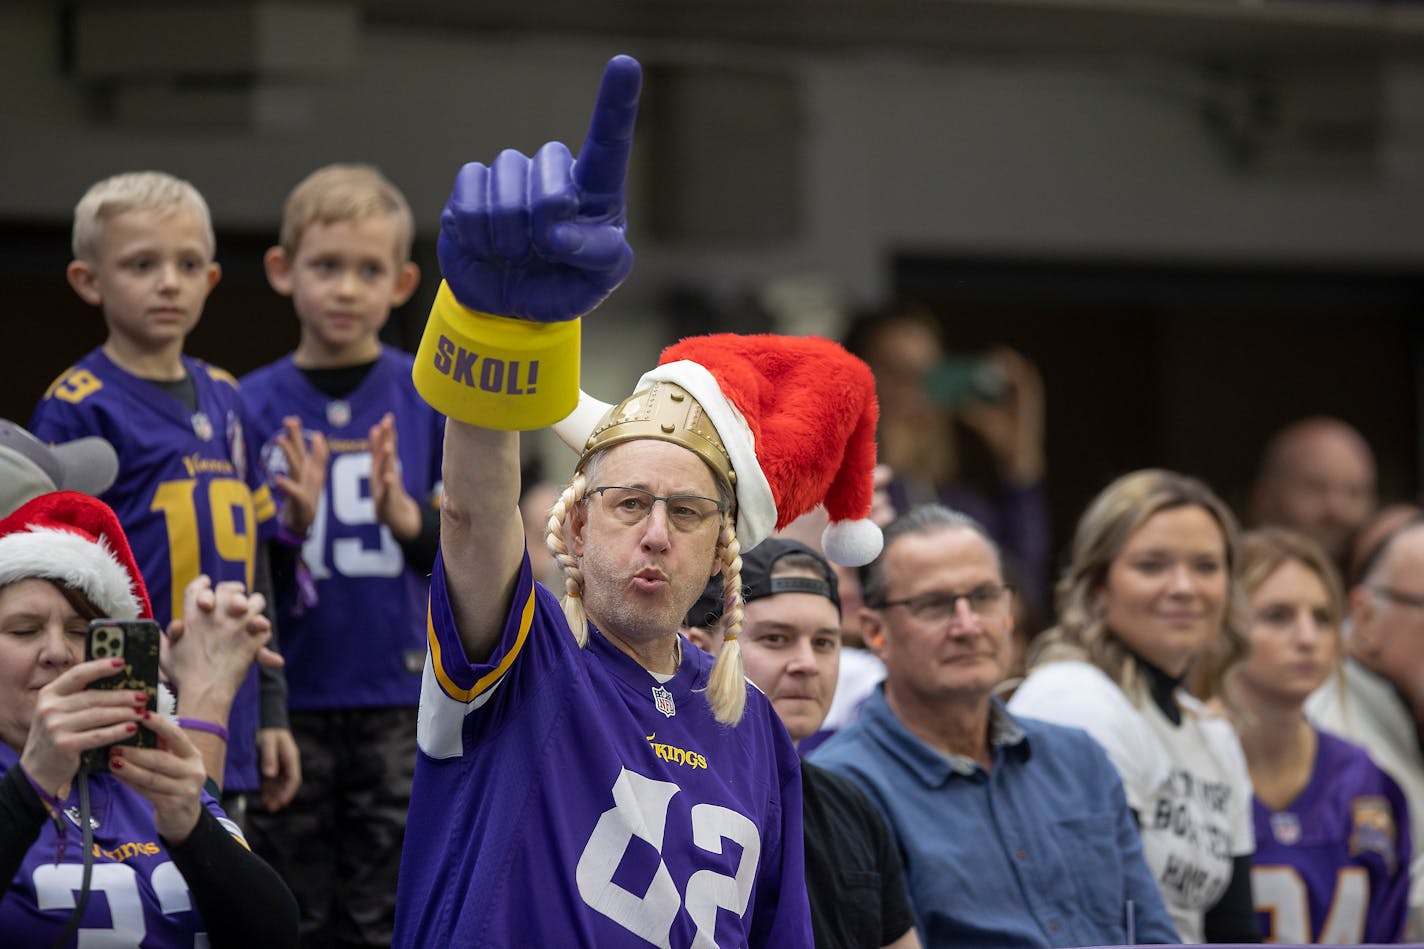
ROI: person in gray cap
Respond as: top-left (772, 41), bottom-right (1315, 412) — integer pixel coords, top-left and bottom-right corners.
top-left (686, 538), bottom-right (920, 949)
top-left (0, 418), bottom-right (118, 516)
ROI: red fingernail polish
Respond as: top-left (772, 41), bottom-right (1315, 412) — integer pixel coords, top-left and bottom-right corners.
top-left (125, 723), bottom-right (138, 733)
top-left (111, 658), bottom-right (124, 667)
top-left (111, 757), bottom-right (123, 769)
top-left (142, 710), bottom-right (151, 720)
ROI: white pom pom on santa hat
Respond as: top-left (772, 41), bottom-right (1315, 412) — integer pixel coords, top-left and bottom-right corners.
top-left (821, 517), bottom-right (884, 568)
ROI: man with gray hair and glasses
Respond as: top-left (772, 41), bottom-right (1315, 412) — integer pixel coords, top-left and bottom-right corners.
top-left (813, 504), bottom-right (1177, 947)
top-left (1308, 513), bottom-right (1424, 938)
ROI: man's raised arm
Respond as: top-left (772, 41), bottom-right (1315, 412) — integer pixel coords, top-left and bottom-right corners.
top-left (412, 56), bottom-right (642, 662)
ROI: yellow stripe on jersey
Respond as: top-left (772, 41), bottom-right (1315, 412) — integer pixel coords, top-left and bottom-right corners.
top-left (205, 365), bottom-right (240, 387)
top-left (250, 483), bottom-right (276, 523)
top-left (429, 583), bottom-right (536, 702)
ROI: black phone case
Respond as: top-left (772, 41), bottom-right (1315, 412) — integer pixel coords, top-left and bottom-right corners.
top-left (83, 619), bottom-right (161, 772)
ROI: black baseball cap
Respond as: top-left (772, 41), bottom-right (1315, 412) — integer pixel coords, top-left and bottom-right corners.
top-left (683, 537), bottom-right (840, 630)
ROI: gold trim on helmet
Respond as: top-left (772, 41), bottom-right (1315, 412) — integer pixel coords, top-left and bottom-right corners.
top-left (577, 381), bottom-right (737, 491)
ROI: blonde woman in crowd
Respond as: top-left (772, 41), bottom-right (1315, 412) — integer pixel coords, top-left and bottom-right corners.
top-left (1228, 527), bottom-right (1409, 943)
top-left (1009, 469), bottom-right (1258, 943)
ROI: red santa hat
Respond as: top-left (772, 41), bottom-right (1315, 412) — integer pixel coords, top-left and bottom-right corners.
top-left (0, 491), bottom-right (151, 619)
top-left (554, 333), bottom-right (883, 566)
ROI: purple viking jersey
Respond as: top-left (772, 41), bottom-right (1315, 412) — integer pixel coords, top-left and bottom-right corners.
top-left (0, 744), bottom-right (241, 947)
top-left (1252, 728), bottom-right (1411, 943)
top-left (393, 553), bottom-right (814, 949)
top-left (241, 349), bottom-right (443, 709)
top-left (31, 348), bottom-right (275, 792)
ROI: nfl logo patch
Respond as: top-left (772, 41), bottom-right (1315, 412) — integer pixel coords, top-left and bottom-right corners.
top-left (652, 685), bottom-right (676, 718)
top-left (327, 400), bottom-right (351, 427)
top-left (1271, 811), bottom-right (1301, 845)
top-left (191, 411), bottom-right (214, 441)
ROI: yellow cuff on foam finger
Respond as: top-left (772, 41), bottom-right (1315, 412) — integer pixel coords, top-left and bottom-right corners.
top-left (413, 281), bottom-right (581, 430)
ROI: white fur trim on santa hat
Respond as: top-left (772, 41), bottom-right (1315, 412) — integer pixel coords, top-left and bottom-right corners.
top-left (0, 527), bottom-right (142, 619)
top-left (637, 360), bottom-right (777, 550)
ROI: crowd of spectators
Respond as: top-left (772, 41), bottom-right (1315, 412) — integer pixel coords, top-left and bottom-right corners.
top-left (4, 51), bottom-right (1419, 946)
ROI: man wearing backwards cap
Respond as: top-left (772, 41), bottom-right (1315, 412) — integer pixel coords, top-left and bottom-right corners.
top-left (0, 418), bottom-right (118, 516)
top-left (394, 56), bottom-right (880, 949)
top-left (687, 538), bottom-right (920, 949)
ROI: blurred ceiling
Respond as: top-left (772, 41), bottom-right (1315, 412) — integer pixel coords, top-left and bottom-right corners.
top-left (362, 0), bottom-right (1424, 62)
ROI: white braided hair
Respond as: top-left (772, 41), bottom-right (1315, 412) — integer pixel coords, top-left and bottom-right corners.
top-left (705, 514), bottom-right (747, 724)
top-left (545, 469), bottom-right (590, 647)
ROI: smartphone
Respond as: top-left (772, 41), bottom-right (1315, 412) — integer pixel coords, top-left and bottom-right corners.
top-left (924, 356), bottom-right (1007, 408)
top-left (83, 619), bottom-right (161, 771)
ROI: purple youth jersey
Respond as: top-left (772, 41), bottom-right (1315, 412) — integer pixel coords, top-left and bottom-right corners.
top-left (1252, 728), bottom-right (1411, 943)
top-left (31, 349), bottom-right (274, 792)
top-left (394, 553), bottom-right (813, 949)
top-left (0, 745), bottom-right (241, 947)
top-left (242, 348), bottom-right (443, 710)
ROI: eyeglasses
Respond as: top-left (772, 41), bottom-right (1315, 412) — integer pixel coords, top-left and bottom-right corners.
top-left (585, 485), bottom-right (726, 533)
top-left (872, 585), bottom-right (1014, 622)
top-left (1370, 586), bottom-right (1424, 612)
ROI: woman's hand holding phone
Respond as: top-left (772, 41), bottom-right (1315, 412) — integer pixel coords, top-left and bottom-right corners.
top-left (19, 656), bottom-right (147, 798)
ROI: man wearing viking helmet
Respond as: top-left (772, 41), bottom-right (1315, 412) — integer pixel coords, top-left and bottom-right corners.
top-left (393, 56), bottom-right (882, 949)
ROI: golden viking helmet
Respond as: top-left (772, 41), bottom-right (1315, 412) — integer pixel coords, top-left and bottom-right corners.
top-left (576, 381), bottom-right (736, 494)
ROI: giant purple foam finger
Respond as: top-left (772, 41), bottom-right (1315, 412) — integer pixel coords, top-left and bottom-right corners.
top-left (572, 54), bottom-right (642, 214)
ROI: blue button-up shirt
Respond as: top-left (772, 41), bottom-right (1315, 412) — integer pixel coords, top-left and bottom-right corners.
top-left (812, 688), bottom-right (1179, 948)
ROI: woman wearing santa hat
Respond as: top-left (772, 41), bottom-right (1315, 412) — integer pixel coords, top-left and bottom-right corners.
top-left (0, 491), bottom-right (297, 947)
